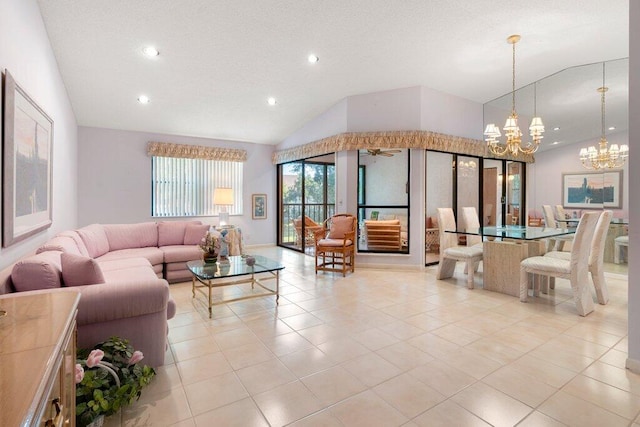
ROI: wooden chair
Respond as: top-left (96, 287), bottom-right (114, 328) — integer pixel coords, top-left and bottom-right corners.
top-left (544, 210), bottom-right (612, 305)
top-left (314, 213), bottom-right (356, 276)
top-left (436, 208), bottom-right (483, 289)
top-left (293, 215), bottom-right (322, 246)
top-left (520, 211), bottom-right (599, 316)
top-left (364, 219), bottom-right (402, 250)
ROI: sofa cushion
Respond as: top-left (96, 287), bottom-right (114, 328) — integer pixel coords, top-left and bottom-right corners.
top-left (97, 257), bottom-right (152, 272)
top-left (102, 265), bottom-right (161, 282)
top-left (328, 216), bottom-right (354, 239)
top-left (161, 245), bottom-right (203, 263)
top-left (183, 224), bottom-right (210, 245)
top-left (11, 251), bottom-right (63, 292)
top-left (61, 253), bottom-right (106, 287)
top-left (57, 230), bottom-right (90, 257)
top-left (36, 235), bottom-right (82, 256)
top-left (103, 222), bottom-right (159, 251)
top-left (158, 221), bottom-right (201, 246)
top-left (97, 247), bottom-right (165, 266)
top-left (77, 224), bottom-right (110, 258)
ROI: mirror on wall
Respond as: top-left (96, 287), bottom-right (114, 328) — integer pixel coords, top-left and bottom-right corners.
top-left (483, 57), bottom-right (628, 152)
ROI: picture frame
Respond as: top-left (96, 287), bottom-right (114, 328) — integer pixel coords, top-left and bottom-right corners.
top-left (252, 194), bottom-right (267, 219)
top-left (562, 170), bottom-right (622, 209)
top-left (3, 70), bottom-right (53, 247)
top-left (370, 211), bottom-right (379, 220)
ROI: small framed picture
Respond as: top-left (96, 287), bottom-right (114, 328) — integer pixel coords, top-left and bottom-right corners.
top-left (370, 211), bottom-right (379, 220)
top-left (252, 194), bottom-right (267, 219)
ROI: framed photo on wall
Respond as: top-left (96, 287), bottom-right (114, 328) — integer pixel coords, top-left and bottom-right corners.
top-left (562, 170), bottom-right (622, 209)
top-left (252, 194), bottom-right (267, 219)
top-left (3, 70), bottom-right (54, 247)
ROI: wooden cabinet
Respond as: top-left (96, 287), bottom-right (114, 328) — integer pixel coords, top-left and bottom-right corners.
top-left (0, 290), bottom-right (80, 426)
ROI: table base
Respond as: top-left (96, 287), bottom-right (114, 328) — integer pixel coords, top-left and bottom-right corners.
top-left (191, 270), bottom-right (280, 318)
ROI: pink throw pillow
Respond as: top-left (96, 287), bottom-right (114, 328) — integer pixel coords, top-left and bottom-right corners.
top-left (328, 216), bottom-right (353, 239)
top-left (61, 253), bottom-right (106, 287)
top-left (184, 224), bottom-right (210, 245)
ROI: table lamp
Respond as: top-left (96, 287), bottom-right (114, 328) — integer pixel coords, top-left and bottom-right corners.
top-left (214, 187), bottom-right (234, 228)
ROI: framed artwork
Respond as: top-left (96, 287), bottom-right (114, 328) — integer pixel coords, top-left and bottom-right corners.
top-left (252, 194), bottom-right (267, 219)
top-left (3, 70), bottom-right (53, 247)
top-left (562, 170), bottom-right (622, 209)
top-left (370, 211), bottom-right (379, 220)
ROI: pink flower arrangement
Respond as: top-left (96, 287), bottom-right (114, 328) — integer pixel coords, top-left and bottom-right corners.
top-left (85, 349), bottom-right (105, 368)
top-left (128, 350), bottom-right (144, 366)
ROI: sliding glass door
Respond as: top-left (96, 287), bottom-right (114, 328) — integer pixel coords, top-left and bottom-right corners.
top-left (278, 155), bottom-right (335, 253)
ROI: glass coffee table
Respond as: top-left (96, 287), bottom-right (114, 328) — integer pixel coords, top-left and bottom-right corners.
top-left (187, 255), bottom-right (284, 318)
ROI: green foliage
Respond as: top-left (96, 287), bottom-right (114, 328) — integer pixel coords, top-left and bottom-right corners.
top-left (76, 337), bottom-right (155, 427)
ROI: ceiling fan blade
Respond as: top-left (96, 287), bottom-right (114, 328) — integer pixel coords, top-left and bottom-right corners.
top-left (380, 152), bottom-right (393, 157)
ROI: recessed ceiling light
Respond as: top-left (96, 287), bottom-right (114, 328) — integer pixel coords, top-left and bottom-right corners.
top-left (553, 127), bottom-right (560, 131)
top-left (142, 46), bottom-right (159, 57)
top-left (138, 95), bottom-right (150, 104)
top-left (608, 126), bottom-right (616, 130)
top-left (308, 54), bottom-right (319, 63)
top-left (552, 141), bottom-right (560, 145)
top-left (267, 97), bottom-right (277, 106)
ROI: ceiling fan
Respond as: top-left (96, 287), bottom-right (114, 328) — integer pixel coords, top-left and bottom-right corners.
top-left (362, 148), bottom-right (402, 157)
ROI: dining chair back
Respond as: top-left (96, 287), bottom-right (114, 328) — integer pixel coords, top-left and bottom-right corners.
top-left (461, 207), bottom-right (482, 247)
top-left (436, 208), bottom-right (483, 289)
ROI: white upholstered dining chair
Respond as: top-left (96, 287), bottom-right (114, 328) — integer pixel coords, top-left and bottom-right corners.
top-left (544, 210), bottom-right (612, 305)
top-left (436, 208), bottom-right (483, 289)
top-left (520, 211), bottom-right (600, 316)
top-left (542, 205), bottom-right (573, 251)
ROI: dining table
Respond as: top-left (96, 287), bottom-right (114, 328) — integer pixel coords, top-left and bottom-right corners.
top-left (447, 225), bottom-right (577, 296)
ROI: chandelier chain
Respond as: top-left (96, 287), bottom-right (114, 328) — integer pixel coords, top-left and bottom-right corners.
top-left (512, 39), bottom-right (516, 114)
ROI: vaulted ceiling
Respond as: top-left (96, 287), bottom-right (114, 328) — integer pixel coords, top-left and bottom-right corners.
top-left (37, 0), bottom-right (628, 145)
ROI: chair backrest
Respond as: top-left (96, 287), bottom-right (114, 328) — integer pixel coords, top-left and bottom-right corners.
top-left (437, 208), bottom-right (459, 251)
top-left (461, 207), bottom-right (482, 247)
top-left (589, 210), bottom-right (613, 267)
top-left (570, 211), bottom-right (600, 268)
top-left (326, 214), bottom-right (356, 239)
top-left (542, 205), bottom-right (557, 228)
top-left (554, 205), bottom-right (568, 226)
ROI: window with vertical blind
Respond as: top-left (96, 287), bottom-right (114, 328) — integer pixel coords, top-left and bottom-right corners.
top-left (151, 156), bottom-right (243, 217)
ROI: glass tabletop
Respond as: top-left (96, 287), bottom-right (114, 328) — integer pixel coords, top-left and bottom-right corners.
top-left (187, 255), bottom-right (285, 280)
top-left (446, 225), bottom-right (576, 240)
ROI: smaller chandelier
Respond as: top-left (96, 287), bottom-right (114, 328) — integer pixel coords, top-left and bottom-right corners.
top-left (485, 35), bottom-right (544, 157)
top-left (579, 64), bottom-right (628, 169)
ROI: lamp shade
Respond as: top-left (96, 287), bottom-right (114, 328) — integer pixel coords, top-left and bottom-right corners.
top-left (213, 188), bottom-right (234, 205)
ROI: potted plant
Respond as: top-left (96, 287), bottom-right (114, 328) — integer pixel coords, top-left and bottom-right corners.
top-left (75, 337), bottom-right (156, 427)
top-left (199, 230), bottom-right (221, 263)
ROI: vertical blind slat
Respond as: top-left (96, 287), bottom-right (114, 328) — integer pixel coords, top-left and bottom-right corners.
top-left (152, 156), bottom-right (243, 217)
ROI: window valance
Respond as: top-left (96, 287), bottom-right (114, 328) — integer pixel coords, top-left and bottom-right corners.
top-left (147, 141), bottom-right (247, 162)
top-left (271, 131), bottom-right (533, 164)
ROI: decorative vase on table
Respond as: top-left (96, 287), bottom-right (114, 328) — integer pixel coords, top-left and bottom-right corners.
top-left (202, 251), bottom-right (218, 264)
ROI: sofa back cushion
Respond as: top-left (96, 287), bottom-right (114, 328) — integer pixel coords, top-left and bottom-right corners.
top-left (11, 251), bottom-right (63, 292)
top-left (36, 235), bottom-right (82, 256)
top-left (158, 221), bottom-right (201, 246)
top-left (103, 222), bottom-right (159, 251)
top-left (184, 224), bottom-right (210, 245)
top-left (61, 253), bottom-right (106, 287)
top-left (77, 224), bottom-right (110, 258)
top-left (57, 230), bottom-right (90, 257)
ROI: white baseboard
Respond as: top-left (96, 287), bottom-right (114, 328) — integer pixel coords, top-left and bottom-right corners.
top-left (626, 357), bottom-right (640, 373)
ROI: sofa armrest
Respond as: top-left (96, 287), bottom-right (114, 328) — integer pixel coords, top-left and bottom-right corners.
top-left (75, 279), bottom-right (170, 326)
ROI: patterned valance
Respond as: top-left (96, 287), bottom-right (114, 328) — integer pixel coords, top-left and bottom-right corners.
top-left (147, 142), bottom-right (247, 162)
top-left (272, 131), bottom-right (533, 164)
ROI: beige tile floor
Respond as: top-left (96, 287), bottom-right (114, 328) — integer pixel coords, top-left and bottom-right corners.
top-left (104, 247), bottom-right (639, 427)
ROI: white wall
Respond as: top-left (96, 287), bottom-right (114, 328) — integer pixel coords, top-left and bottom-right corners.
top-left (279, 99), bottom-right (348, 149)
top-left (347, 87), bottom-right (421, 131)
top-left (0, 0), bottom-right (78, 270)
top-left (528, 131), bottom-right (629, 217)
top-left (77, 127), bottom-right (276, 246)
top-left (626, 0), bottom-right (640, 372)
top-left (421, 86), bottom-right (484, 139)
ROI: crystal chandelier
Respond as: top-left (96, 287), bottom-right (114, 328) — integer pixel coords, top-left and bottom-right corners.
top-left (485, 35), bottom-right (544, 157)
top-left (579, 63), bottom-right (628, 169)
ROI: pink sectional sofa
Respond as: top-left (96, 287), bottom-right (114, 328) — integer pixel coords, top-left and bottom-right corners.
top-left (0, 220), bottom-right (209, 367)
